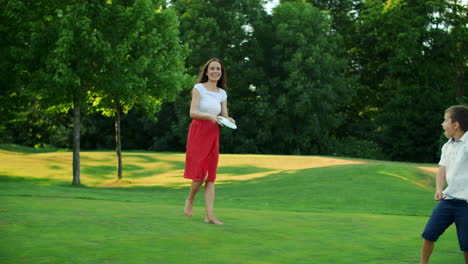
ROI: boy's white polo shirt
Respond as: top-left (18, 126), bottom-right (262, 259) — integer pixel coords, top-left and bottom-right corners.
top-left (439, 131), bottom-right (468, 201)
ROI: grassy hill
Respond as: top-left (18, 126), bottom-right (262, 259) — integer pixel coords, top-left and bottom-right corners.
top-left (0, 146), bottom-right (463, 264)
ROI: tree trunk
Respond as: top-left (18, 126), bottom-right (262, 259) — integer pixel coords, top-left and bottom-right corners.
top-left (115, 105), bottom-right (123, 180)
top-left (455, 66), bottom-right (465, 102)
top-left (72, 97), bottom-right (81, 185)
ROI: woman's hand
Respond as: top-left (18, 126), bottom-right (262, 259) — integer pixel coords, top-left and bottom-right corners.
top-left (211, 115), bottom-right (221, 125)
top-left (228, 117), bottom-right (235, 124)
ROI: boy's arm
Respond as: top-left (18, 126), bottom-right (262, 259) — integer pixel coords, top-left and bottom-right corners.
top-left (434, 166), bottom-right (446, 200)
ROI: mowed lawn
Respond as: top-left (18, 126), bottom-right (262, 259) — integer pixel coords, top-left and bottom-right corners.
top-left (0, 146), bottom-right (463, 264)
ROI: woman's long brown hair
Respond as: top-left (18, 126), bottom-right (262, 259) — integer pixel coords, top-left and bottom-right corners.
top-left (196, 58), bottom-right (227, 90)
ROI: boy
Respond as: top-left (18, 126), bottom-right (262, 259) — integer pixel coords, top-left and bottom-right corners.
top-left (420, 105), bottom-right (468, 264)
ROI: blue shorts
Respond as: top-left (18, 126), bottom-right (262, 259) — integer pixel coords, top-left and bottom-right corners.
top-left (422, 199), bottom-right (468, 251)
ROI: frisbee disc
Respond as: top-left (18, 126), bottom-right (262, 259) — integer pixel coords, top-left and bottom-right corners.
top-left (218, 116), bottom-right (237, 129)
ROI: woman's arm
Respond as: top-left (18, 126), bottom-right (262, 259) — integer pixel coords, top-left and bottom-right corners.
top-left (220, 100), bottom-right (235, 123)
top-left (189, 88), bottom-right (219, 124)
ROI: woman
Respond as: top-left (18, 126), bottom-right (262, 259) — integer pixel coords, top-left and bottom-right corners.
top-left (183, 58), bottom-right (235, 225)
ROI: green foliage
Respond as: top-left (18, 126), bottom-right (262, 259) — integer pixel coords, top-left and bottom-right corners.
top-left (4, 101), bottom-right (72, 148)
top-left (259, 1), bottom-right (353, 154)
top-left (26, 1), bottom-right (93, 108)
top-left (170, 0), bottom-right (353, 155)
top-left (2, 0), bottom-right (467, 163)
top-left (1, 0), bottom-right (193, 182)
top-left (325, 136), bottom-right (386, 160)
top-left (0, 143), bottom-right (65, 153)
top-left (0, 0), bottom-right (44, 142)
top-left (89, 0), bottom-right (190, 118)
top-left (346, 0), bottom-right (467, 162)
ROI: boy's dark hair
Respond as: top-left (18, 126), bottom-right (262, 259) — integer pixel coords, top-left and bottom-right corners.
top-left (446, 105), bottom-right (468, 132)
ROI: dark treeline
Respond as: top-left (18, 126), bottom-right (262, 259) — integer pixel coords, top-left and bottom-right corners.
top-left (1, 0), bottom-right (466, 164)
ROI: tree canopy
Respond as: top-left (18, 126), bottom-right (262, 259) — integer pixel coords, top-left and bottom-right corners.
top-left (1, 0), bottom-right (466, 170)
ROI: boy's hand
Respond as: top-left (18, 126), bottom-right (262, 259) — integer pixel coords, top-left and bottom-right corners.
top-left (434, 192), bottom-right (445, 201)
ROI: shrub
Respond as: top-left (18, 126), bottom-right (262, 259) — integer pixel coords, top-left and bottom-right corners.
top-left (325, 136), bottom-right (386, 160)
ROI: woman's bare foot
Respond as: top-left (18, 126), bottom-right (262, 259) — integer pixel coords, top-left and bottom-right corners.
top-left (184, 199), bottom-right (193, 217)
top-left (204, 217), bottom-right (224, 225)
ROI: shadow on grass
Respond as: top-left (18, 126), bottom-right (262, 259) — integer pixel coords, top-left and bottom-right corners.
top-left (49, 165), bottom-right (63, 170)
top-left (0, 174), bottom-right (69, 185)
top-left (81, 155), bottom-right (114, 163)
top-left (80, 153), bottom-right (160, 163)
top-left (82, 164), bottom-right (182, 179)
top-left (81, 165), bottom-right (116, 179)
top-left (0, 144), bottom-right (66, 153)
top-left (0, 162), bottom-right (437, 217)
top-left (124, 154), bottom-right (159, 163)
top-left (64, 155), bottom-right (187, 182)
top-left (106, 163), bottom-right (274, 179)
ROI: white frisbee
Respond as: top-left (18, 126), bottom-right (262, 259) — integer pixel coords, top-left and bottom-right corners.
top-left (218, 116), bottom-right (237, 129)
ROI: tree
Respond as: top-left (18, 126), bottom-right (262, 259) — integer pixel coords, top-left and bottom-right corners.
top-left (86, 0), bottom-right (189, 180)
top-left (350, 0), bottom-right (466, 162)
top-left (15, 0), bottom-right (188, 183)
top-left (0, 0), bottom-right (26, 143)
top-left (260, 1), bottom-right (352, 154)
top-left (0, 0), bottom-right (70, 146)
top-left (2, 0), bottom-right (91, 184)
top-left (439, 0), bottom-right (467, 103)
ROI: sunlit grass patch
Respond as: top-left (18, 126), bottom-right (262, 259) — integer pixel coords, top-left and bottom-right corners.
top-left (0, 148), bottom-right (368, 187)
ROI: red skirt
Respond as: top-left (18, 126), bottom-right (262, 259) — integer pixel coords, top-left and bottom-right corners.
top-left (184, 119), bottom-right (219, 182)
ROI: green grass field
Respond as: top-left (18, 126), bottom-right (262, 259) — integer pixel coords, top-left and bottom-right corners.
top-left (0, 145), bottom-right (464, 263)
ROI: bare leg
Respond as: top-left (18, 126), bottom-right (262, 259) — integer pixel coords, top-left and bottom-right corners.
top-left (420, 239), bottom-right (435, 264)
top-left (184, 180), bottom-right (204, 217)
top-left (464, 252), bottom-right (468, 264)
top-left (204, 181), bottom-right (223, 225)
